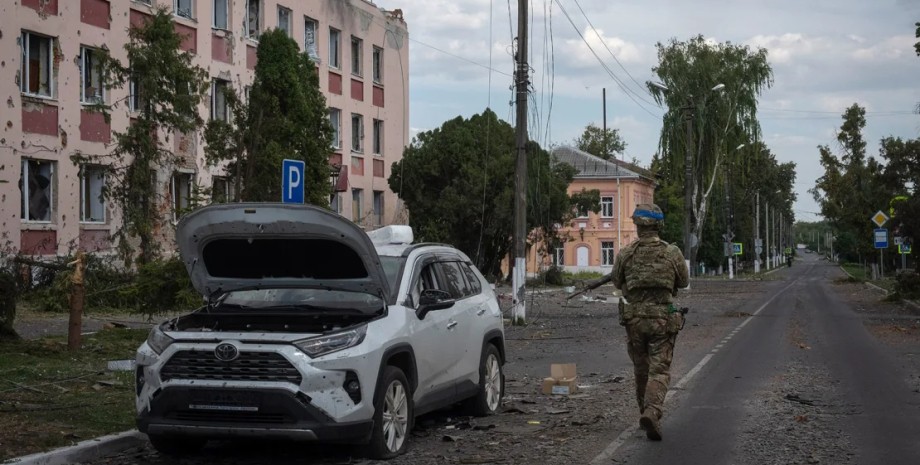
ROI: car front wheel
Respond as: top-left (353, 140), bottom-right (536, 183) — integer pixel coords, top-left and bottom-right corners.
top-left (366, 366), bottom-right (412, 459)
top-left (464, 343), bottom-right (504, 416)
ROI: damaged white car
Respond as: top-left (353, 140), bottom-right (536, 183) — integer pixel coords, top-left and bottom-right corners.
top-left (134, 203), bottom-right (505, 459)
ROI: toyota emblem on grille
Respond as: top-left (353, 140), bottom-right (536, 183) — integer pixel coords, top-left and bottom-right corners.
top-left (214, 343), bottom-right (239, 362)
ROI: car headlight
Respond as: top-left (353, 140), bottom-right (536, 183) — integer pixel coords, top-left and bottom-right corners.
top-left (146, 325), bottom-right (174, 355)
top-left (294, 325), bottom-right (367, 358)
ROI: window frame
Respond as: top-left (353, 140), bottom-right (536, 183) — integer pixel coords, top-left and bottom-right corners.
top-left (20, 159), bottom-right (55, 223)
top-left (601, 241), bottom-right (615, 266)
top-left (79, 46), bottom-right (105, 105)
top-left (20, 31), bottom-right (55, 99)
top-left (170, 171), bottom-right (195, 222)
top-left (210, 78), bottom-right (231, 122)
top-left (245, 0), bottom-right (262, 40)
top-left (555, 247), bottom-right (565, 267)
top-left (372, 46), bottom-right (383, 84)
top-left (372, 119), bottom-right (383, 155)
top-left (601, 195), bottom-right (615, 218)
top-left (351, 36), bottom-right (363, 77)
top-left (211, 175), bottom-right (233, 203)
top-left (329, 28), bottom-right (341, 69)
top-left (174, 0), bottom-right (194, 19)
top-left (212, 0), bottom-right (229, 30)
top-left (372, 190), bottom-right (384, 226)
top-left (277, 5), bottom-right (292, 37)
top-left (352, 188), bottom-right (363, 223)
top-left (79, 165), bottom-right (107, 224)
top-left (329, 108), bottom-right (341, 149)
top-left (304, 17), bottom-right (319, 60)
top-left (351, 113), bottom-right (364, 153)
top-left (330, 192), bottom-right (342, 214)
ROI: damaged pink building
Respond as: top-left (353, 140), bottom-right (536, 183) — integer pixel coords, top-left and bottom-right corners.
top-left (0, 0), bottom-right (409, 257)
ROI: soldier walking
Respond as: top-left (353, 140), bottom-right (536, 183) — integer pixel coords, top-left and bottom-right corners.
top-left (581, 204), bottom-right (689, 440)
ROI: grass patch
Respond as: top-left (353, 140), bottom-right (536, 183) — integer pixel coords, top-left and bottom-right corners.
top-left (0, 327), bottom-right (147, 461)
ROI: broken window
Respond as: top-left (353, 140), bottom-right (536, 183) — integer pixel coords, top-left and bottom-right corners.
top-left (80, 165), bottom-right (106, 223)
top-left (602, 241), bottom-right (615, 266)
top-left (351, 113), bottom-right (363, 153)
top-left (277, 6), bottom-right (292, 37)
top-left (352, 188), bottom-right (363, 223)
top-left (212, 0), bottom-right (228, 29)
top-left (212, 176), bottom-right (234, 203)
top-left (372, 119), bottom-right (383, 155)
top-left (211, 78), bottom-right (230, 122)
top-left (128, 74), bottom-right (145, 112)
top-left (171, 172), bottom-right (194, 221)
top-left (304, 17), bottom-right (318, 60)
top-left (80, 47), bottom-right (105, 104)
top-left (245, 0), bottom-right (261, 39)
top-left (329, 108), bottom-right (341, 149)
top-left (20, 31), bottom-right (54, 98)
top-left (351, 36), bottom-right (363, 76)
top-left (20, 159), bottom-right (55, 222)
top-left (174, 0), bottom-right (194, 19)
top-left (330, 192), bottom-right (342, 214)
top-left (329, 28), bottom-right (341, 68)
top-left (373, 46), bottom-right (383, 84)
top-left (372, 190), bottom-right (383, 226)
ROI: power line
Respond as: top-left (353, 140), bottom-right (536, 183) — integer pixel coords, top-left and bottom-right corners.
top-left (552, 0), bottom-right (660, 119)
top-left (408, 38), bottom-right (512, 77)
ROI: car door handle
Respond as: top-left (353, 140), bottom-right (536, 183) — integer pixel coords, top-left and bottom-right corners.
top-left (476, 308), bottom-right (487, 316)
top-left (447, 321), bottom-right (458, 330)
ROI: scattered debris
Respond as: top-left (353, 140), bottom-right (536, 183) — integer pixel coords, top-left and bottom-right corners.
top-left (545, 407), bottom-right (570, 415)
top-left (442, 435), bottom-right (461, 442)
top-left (795, 415), bottom-right (809, 423)
top-left (106, 359), bottom-right (135, 371)
top-left (784, 394), bottom-right (816, 406)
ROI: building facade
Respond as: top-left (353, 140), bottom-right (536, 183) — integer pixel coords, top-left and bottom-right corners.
top-left (0, 0), bottom-right (409, 257)
top-left (527, 146), bottom-right (657, 275)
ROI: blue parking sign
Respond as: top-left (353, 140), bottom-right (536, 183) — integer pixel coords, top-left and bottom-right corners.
top-left (874, 228), bottom-right (888, 249)
top-left (282, 159), bottom-right (305, 204)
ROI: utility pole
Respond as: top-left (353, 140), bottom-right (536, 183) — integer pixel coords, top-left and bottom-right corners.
top-left (684, 101), bottom-right (694, 276)
top-left (754, 192), bottom-right (760, 273)
top-left (511, 0), bottom-right (529, 324)
top-left (602, 88), bottom-right (607, 159)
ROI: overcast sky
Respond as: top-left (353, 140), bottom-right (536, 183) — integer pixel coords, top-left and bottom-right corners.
top-left (374, 0), bottom-right (920, 222)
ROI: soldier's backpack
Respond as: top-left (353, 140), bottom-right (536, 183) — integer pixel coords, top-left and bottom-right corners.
top-left (623, 239), bottom-right (676, 292)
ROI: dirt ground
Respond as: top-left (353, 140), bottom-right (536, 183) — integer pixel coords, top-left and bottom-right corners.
top-left (11, 266), bottom-right (920, 464)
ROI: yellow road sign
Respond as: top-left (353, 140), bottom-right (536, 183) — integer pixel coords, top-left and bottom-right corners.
top-left (871, 210), bottom-right (889, 227)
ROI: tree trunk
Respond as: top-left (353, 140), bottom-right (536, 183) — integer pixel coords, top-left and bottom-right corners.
top-left (0, 270), bottom-right (20, 341)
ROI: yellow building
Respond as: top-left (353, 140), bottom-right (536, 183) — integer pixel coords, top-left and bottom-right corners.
top-left (528, 146), bottom-right (657, 275)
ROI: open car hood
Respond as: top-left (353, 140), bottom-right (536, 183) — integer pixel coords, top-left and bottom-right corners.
top-left (176, 203), bottom-right (389, 301)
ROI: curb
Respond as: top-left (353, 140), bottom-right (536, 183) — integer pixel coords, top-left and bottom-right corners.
top-left (3, 430), bottom-right (145, 465)
top-left (838, 265), bottom-right (920, 311)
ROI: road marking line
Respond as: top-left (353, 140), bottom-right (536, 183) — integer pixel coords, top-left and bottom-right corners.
top-left (716, 344), bottom-right (724, 348)
top-left (590, 280), bottom-right (798, 464)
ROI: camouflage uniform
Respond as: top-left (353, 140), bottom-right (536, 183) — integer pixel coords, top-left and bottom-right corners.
top-left (610, 204), bottom-right (689, 440)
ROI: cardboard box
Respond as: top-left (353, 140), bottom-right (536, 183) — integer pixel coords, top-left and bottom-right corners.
top-left (541, 363), bottom-right (578, 395)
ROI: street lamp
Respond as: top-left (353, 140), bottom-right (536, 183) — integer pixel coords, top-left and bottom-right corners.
top-left (648, 81), bottom-right (725, 276)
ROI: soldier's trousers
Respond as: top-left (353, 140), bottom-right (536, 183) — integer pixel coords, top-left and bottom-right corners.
top-left (625, 317), bottom-right (678, 419)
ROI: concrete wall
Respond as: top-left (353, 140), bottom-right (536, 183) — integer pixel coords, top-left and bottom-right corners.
top-left (0, 0), bottom-right (409, 257)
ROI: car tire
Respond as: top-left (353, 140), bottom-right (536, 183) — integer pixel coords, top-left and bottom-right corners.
top-left (463, 343), bottom-right (504, 416)
top-left (365, 366), bottom-right (413, 459)
top-left (147, 433), bottom-right (206, 456)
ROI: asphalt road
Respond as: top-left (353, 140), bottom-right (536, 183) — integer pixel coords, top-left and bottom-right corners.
top-left (602, 253), bottom-right (920, 465)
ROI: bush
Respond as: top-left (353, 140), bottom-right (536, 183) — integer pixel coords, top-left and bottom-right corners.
top-left (540, 266), bottom-right (566, 286)
top-left (894, 270), bottom-right (920, 299)
top-left (0, 267), bottom-right (19, 340)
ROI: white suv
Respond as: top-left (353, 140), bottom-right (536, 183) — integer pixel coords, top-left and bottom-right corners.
top-left (135, 203), bottom-right (505, 459)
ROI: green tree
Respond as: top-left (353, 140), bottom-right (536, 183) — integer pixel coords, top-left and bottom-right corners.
top-left (95, 8), bottom-right (208, 266)
top-left (204, 29), bottom-right (333, 204)
top-left (648, 35), bottom-right (773, 268)
top-left (880, 136), bottom-right (920, 268)
top-left (573, 123), bottom-right (626, 160)
top-left (389, 109), bottom-right (590, 278)
top-left (811, 104), bottom-right (893, 263)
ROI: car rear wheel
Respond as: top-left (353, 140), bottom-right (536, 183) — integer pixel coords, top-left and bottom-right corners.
top-left (147, 433), bottom-right (206, 456)
top-left (464, 343), bottom-right (504, 416)
top-left (366, 366), bottom-right (412, 459)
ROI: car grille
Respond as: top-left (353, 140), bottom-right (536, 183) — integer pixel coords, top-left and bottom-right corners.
top-left (172, 411), bottom-right (290, 424)
top-left (161, 351), bottom-right (302, 384)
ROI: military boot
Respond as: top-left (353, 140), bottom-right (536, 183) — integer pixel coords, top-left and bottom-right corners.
top-left (639, 410), bottom-right (662, 441)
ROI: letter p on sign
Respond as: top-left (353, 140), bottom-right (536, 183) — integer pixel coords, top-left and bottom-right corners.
top-left (282, 159), bottom-right (306, 204)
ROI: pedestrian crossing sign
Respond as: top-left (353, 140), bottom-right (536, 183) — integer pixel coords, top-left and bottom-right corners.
top-left (900, 243), bottom-right (912, 255)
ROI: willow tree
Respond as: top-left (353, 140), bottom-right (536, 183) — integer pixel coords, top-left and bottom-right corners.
top-left (648, 35), bottom-right (773, 268)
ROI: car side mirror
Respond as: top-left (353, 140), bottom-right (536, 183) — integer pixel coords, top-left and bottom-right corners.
top-left (418, 289), bottom-right (455, 319)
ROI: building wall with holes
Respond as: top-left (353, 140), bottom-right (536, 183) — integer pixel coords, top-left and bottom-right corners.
top-left (0, 0), bottom-right (409, 258)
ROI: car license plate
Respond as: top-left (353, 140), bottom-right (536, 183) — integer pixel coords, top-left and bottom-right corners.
top-left (189, 390), bottom-right (260, 412)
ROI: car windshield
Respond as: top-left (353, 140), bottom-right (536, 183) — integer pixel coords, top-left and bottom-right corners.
top-left (217, 288), bottom-right (384, 315)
